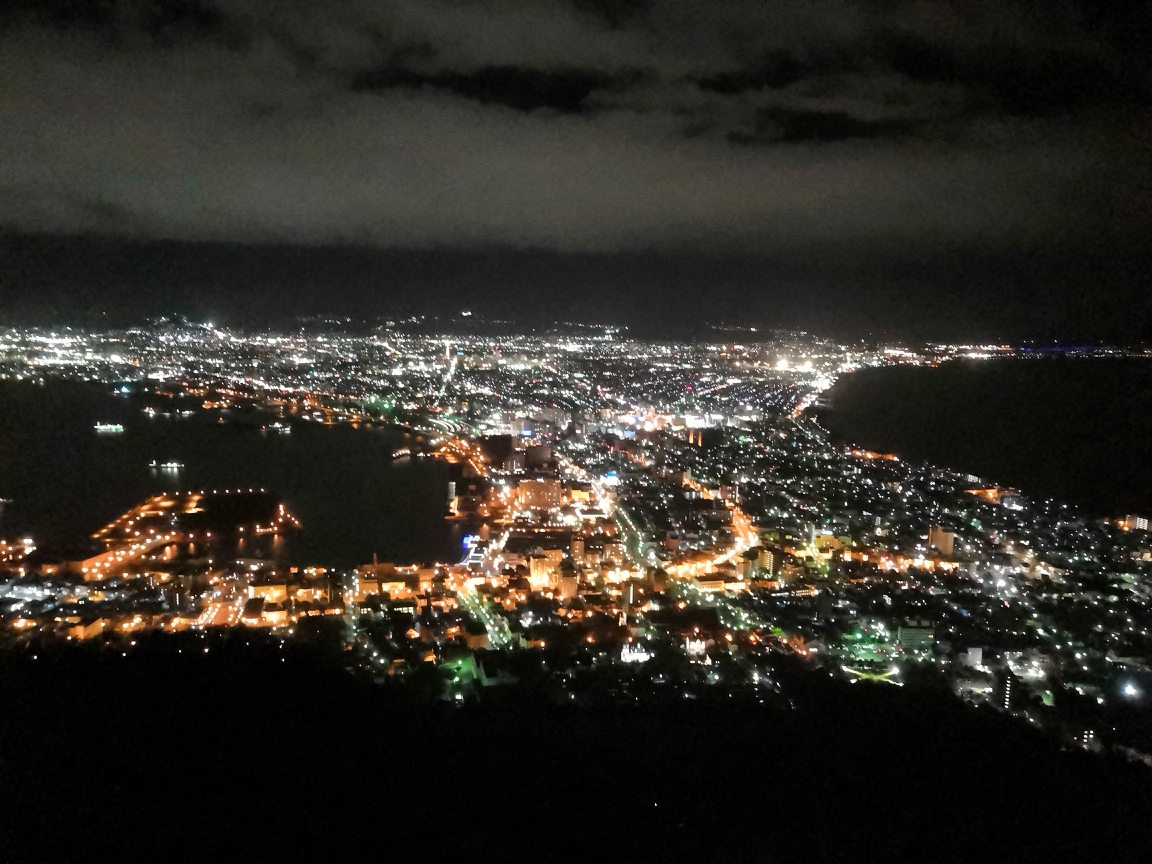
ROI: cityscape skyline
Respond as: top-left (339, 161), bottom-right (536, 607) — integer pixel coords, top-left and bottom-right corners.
top-left (3, 2), bottom-right (1151, 858)
top-left (3, 230), bottom-right (1152, 346)
top-left (2, 321), bottom-right (1150, 746)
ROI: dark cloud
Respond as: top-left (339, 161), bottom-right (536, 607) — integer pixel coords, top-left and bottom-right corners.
top-left (698, 52), bottom-right (811, 94)
top-left (728, 107), bottom-right (917, 144)
top-left (5, 0), bottom-right (230, 43)
top-left (572, 0), bottom-right (651, 29)
top-left (0, 0), bottom-right (1147, 263)
top-left (351, 65), bottom-right (627, 114)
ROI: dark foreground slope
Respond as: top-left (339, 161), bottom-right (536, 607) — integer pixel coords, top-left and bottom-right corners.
top-left (2, 633), bottom-right (1150, 863)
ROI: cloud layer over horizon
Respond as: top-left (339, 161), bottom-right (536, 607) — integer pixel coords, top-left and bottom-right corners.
top-left (0, 0), bottom-right (1149, 256)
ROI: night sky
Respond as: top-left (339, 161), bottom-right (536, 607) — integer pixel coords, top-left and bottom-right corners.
top-left (1, 1), bottom-right (1149, 341)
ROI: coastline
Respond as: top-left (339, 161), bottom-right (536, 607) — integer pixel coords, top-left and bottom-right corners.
top-left (812, 355), bottom-right (1152, 517)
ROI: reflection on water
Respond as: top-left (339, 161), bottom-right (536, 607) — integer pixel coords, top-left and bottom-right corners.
top-left (0, 380), bottom-right (461, 567)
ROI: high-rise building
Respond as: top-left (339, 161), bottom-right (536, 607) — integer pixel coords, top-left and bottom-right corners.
top-left (961, 647), bottom-right (983, 668)
top-left (993, 669), bottom-right (1026, 711)
top-left (757, 545), bottom-right (783, 575)
top-left (929, 526), bottom-right (955, 557)
top-left (1119, 515), bottom-right (1149, 532)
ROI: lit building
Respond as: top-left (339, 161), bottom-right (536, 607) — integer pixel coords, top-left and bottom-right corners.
top-left (1119, 515), bottom-right (1149, 532)
top-left (929, 526), bottom-right (955, 557)
top-left (897, 624), bottom-right (935, 655)
top-left (516, 477), bottom-right (563, 510)
top-left (993, 669), bottom-right (1026, 711)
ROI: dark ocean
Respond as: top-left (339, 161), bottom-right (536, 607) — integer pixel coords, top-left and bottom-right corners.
top-left (816, 356), bottom-right (1152, 517)
top-left (0, 380), bottom-right (461, 566)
